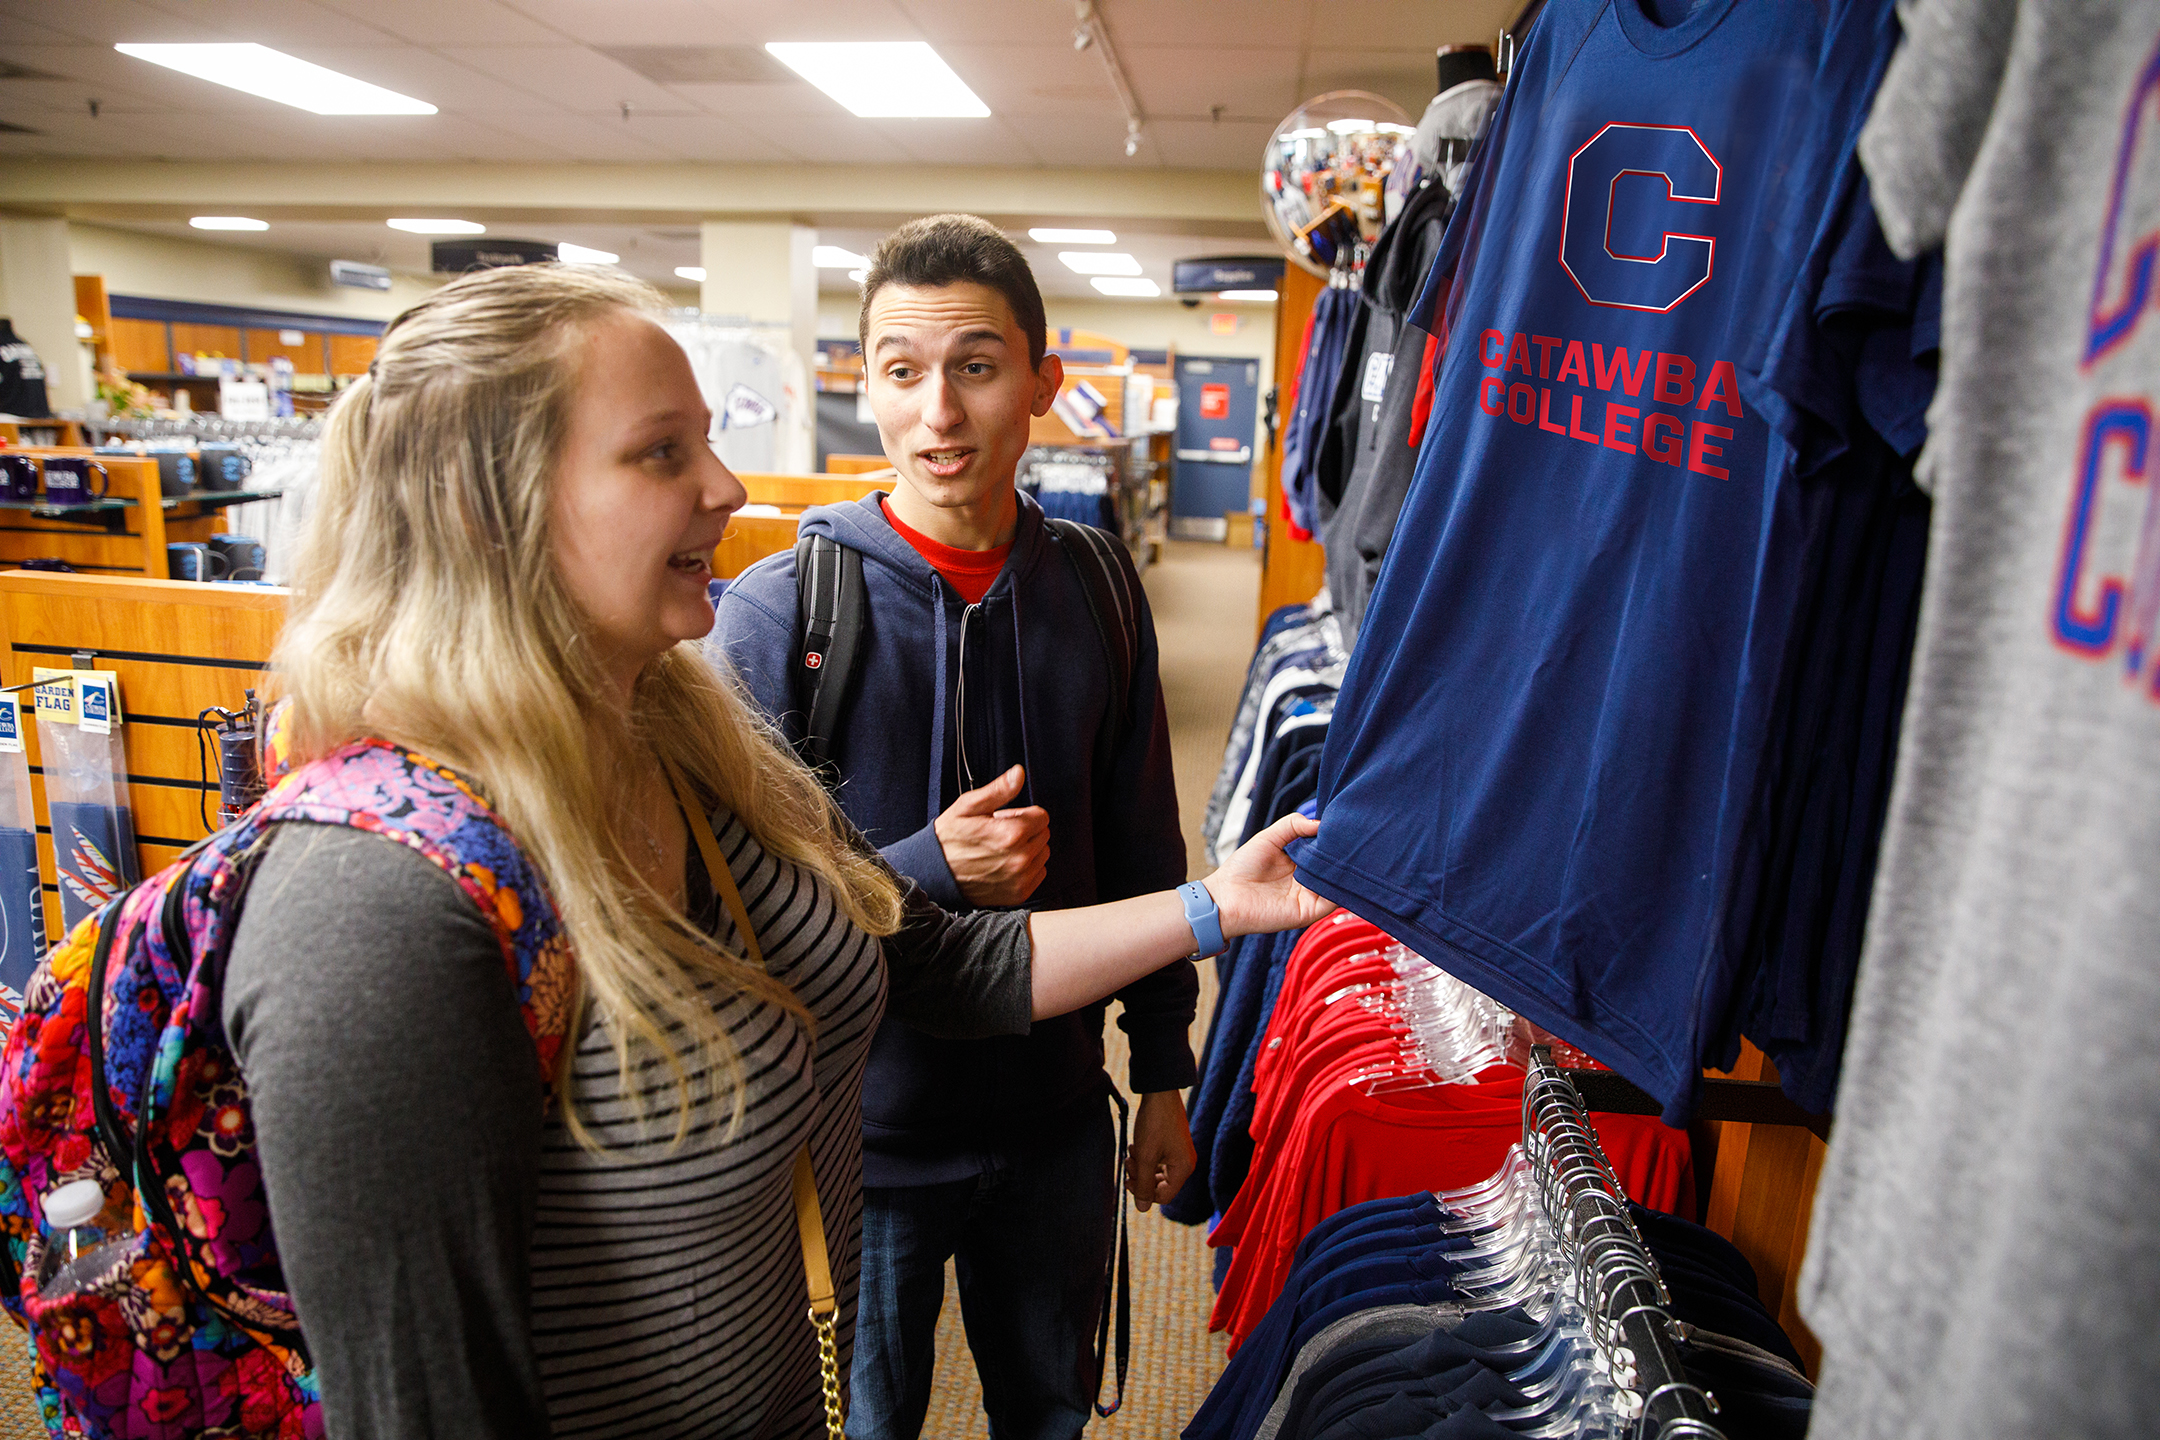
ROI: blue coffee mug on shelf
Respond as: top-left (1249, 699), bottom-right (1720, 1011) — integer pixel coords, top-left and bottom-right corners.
top-left (0, 454), bottom-right (36, 502)
top-left (195, 446), bottom-right (252, 492)
top-left (41, 457), bottom-right (110, 507)
top-left (209, 533), bottom-right (265, 582)
top-left (167, 543), bottom-right (229, 582)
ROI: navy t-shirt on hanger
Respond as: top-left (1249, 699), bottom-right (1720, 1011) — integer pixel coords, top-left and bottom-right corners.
top-left (1298, 0), bottom-right (1886, 1120)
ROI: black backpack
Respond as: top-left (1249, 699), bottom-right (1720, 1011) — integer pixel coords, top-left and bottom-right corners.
top-left (790, 517), bottom-right (1141, 784)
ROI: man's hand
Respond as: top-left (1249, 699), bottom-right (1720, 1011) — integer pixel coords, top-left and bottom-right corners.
top-left (1125, 1089), bottom-right (1197, 1212)
top-left (935, 765), bottom-right (1050, 908)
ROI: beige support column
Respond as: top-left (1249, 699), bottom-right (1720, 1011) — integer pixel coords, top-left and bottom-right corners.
top-left (699, 219), bottom-right (818, 471)
top-left (0, 218), bottom-right (87, 411)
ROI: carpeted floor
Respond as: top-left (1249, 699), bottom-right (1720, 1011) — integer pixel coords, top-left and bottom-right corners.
top-left (0, 541), bottom-right (1265, 1440)
top-left (917, 539), bottom-right (1260, 1439)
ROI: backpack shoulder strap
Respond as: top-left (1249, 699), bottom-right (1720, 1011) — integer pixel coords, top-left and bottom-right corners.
top-left (1045, 518), bottom-right (1141, 742)
top-left (792, 532), bottom-right (868, 780)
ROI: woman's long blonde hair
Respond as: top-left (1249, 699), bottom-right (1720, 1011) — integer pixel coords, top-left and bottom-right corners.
top-left (272, 262), bottom-right (902, 1145)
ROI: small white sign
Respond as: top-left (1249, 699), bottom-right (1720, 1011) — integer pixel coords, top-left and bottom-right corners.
top-left (219, 377), bottom-right (272, 421)
top-left (0, 696), bottom-right (22, 754)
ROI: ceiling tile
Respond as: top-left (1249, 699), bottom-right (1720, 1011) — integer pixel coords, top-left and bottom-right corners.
top-left (733, 111), bottom-right (912, 165)
top-left (876, 117), bottom-right (1038, 167)
top-left (1092, 0), bottom-right (1310, 48)
top-left (707, 0), bottom-right (924, 43)
top-left (664, 80), bottom-right (835, 118)
top-left (0, 12), bottom-right (103, 46)
top-left (133, 0), bottom-right (401, 48)
top-left (308, 0), bottom-right (568, 46)
top-left (1317, 0), bottom-right (1519, 49)
top-left (294, 47), bottom-right (559, 113)
top-left (436, 45), bottom-right (695, 113)
top-left (934, 42), bottom-right (1112, 119)
top-left (615, 112), bottom-right (796, 162)
top-left (0, 0), bottom-right (226, 44)
top-left (999, 110), bottom-right (1151, 169)
top-left (1301, 48), bottom-right (1437, 120)
top-left (480, 107), bottom-right (678, 160)
top-left (1145, 117), bottom-right (1277, 172)
top-left (492, 0), bottom-right (751, 47)
top-left (1119, 45), bottom-right (1301, 123)
top-left (890, 0), bottom-right (1073, 45)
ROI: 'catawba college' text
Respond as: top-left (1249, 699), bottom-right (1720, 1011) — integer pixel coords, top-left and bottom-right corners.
top-left (1475, 328), bottom-right (1746, 480)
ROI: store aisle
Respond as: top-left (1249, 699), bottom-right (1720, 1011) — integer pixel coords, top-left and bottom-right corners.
top-left (918, 539), bottom-right (1261, 1438)
top-left (0, 545), bottom-right (1267, 1440)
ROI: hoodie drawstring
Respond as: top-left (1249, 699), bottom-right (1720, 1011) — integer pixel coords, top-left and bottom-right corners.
top-left (928, 583), bottom-right (949, 834)
top-left (1008, 584), bottom-right (1036, 811)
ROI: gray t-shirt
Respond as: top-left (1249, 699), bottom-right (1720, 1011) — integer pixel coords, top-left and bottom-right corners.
top-left (1800, 3), bottom-right (2160, 1437)
top-left (226, 814), bottom-right (1032, 1439)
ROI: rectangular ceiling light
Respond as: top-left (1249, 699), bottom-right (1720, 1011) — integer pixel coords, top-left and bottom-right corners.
top-left (1218, 289), bottom-right (1279, 302)
top-left (190, 216), bottom-right (268, 231)
top-left (675, 266), bottom-right (707, 282)
top-left (813, 245), bottom-right (869, 269)
top-left (1091, 277), bottom-right (1161, 298)
top-left (388, 218), bottom-right (484, 235)
top-left (116, 43), bottom-right (437, 115)
top-left (557, 242), bottom-right (619, 265)
top-left (764, 42), bottom-right (989, 118)
top-left (1030, 228), bottom-right (1116, 245)
top-left (1060, 251), bottom-right (1141, 276)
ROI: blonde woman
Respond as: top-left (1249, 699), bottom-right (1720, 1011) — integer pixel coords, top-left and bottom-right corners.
top-left (227, 262), bottom-right (1327, 1439)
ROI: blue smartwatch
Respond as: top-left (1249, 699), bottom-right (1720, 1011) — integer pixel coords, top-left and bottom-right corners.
top-left (1178, 881), bottom-right (1226, 960)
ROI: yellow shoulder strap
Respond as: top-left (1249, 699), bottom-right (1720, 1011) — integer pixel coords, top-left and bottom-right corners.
top-left (660, 759), bottom-right (837, 1322)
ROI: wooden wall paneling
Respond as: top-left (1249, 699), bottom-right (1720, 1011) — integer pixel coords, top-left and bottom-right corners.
top-left (1699, 1040), bottom-right (1825, 1377)
top-left (736, 473), bottom-right (886, 508)
top-left (0, 573), bottom-right (285, 936)
top-left (327, 333), bottom-right (377, 376)
top-left (109, 317), bottom-right (172, 375)
top-left (169, 324), bottom-right (243, 369)
top-left (712, 514), bottom-right (801, 579)
top-left (824, 455), bottom-right (891, 476)
top-left (243, 327), bottom-right (328, 374)
top-left (1256, 264), bottom-right (1329, 635)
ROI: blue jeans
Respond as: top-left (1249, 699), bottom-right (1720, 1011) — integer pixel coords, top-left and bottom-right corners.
top-left (846, 1104), bottom-right (1117, 1440)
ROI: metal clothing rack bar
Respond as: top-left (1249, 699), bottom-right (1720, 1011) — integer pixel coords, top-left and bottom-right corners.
top-left (1522, 1045), bottom-right (1728, 1440)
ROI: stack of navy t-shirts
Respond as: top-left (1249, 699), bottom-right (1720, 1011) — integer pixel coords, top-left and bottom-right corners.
top-left (1184, 1192), bottom-right (1813, 1440)
top-left (1171, 597), bottom-right (1346, 1228)
top-left (1708, 0), bottom-right (1945, 1111)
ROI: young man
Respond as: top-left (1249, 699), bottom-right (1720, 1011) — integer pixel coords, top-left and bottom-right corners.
top-left (711, 214), bottom-right (1198, 1440)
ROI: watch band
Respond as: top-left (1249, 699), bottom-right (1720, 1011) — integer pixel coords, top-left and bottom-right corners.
top-left (1178, 881), bottom-right (1227, 960)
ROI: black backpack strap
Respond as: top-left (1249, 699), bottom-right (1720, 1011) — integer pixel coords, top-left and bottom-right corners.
top-left (792, 533), bottom-right (868, 780)
top-left (1045, 518), bottom-right (1141, 756)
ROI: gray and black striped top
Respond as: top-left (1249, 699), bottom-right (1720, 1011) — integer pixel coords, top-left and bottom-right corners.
top-left (226, 810), bottom-right (1033, 1439)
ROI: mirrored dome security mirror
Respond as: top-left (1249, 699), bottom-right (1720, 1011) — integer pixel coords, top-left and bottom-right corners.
top-left (1262, 91), bottom-right (1416, 277)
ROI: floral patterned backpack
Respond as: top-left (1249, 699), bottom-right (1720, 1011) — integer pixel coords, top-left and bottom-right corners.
top-left (0, 737), bottom-right (575, 1438)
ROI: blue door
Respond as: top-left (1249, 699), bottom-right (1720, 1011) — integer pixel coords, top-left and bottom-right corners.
top-left (1171, 354), bottom-right (1260, 541)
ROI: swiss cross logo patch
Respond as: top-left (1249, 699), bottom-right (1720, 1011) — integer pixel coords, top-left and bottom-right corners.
top-left (804, 652), bottom-right (824, 670)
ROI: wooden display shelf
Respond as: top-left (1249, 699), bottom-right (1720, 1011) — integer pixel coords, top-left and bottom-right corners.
top-left (0, 449), bottom-right (273, 579)
top-left (0, 572), bottom-right (285, 938)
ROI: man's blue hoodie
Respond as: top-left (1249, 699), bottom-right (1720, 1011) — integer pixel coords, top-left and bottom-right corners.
top-left (711, 491), bottom-right (1196, 1185)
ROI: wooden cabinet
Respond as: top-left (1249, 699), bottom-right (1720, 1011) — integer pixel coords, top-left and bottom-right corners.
top-left (109, 317), bottom-right (172, 375)
top-left (243, 327), bottom-right (328, 374)
top-left (169, 323), bottom-right (243, 369)
top-left (328, 333), bottom-right (377, 377)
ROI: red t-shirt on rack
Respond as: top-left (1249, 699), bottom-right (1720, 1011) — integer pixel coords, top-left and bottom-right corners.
top-left (882, 498), bottom-right (1010, 604)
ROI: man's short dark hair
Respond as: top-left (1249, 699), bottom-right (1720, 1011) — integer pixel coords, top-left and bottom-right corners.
top-left (858, 214), bottom-right (1048, 369)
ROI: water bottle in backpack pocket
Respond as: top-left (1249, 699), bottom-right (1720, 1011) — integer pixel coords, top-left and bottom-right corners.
top-left (31, 1179), bottom-right (132, 1301)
